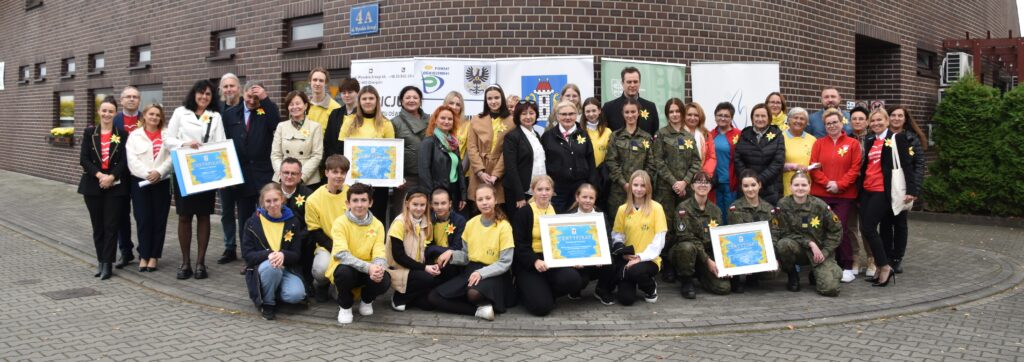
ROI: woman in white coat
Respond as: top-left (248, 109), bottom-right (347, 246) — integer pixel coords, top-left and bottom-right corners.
top-left (127, 104), bottom-right (174, 272)
top-left (165, 80), bottom-right (226, 280)
top-left (271, 90), bottom-right (324, 186)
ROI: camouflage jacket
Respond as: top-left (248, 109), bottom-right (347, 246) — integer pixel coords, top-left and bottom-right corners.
top-left (675, 197), bottom-right (723, 249)
top-left (651, 125), bottom-right (702, 190)
top-left (727, 197), bottom-right (775, 224)
top-left (606, 127), bottom-right (654, 187)
top-left (770, 195), bottom-right (841, 251)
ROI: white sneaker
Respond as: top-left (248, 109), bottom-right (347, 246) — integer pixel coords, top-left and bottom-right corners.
top-left (337, 307), bottom-right (353, 324)
top-left (841, 270), bottom-right (856, 283)
top-left (643, 285), bottom-right (659, 303)
top-left (474, 304), bottom-right (495, 321)
top-left (390, 298), bottom-right (406, 312)
top-left (866, 264), bottom-right (877, 278)
top-left (358, 301), bottom-right (374, 316)
top-left (851, 267), bottom-right (860, 276)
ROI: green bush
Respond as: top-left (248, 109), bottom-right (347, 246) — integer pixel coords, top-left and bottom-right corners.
top-left (992, 85), bottom-right (1024, 215)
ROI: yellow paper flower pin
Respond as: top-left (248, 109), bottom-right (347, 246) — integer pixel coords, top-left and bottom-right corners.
top-left (766, 132), bottom-right (776, 141)
top-left (885, 138), bottom-right (896, 148)
top-left (837, 145), bottom-right (848, 157)
top-left (284, 230), bottom-right (294, 242)
top-left (200, 114), bottom-right (210, 124)
top-left (642, 139), bottom-right (650, 149)
top-left (294, 195), bottom-right (305, 207)
top-left (908, 146), bottom-right (915, 156)
top-left (640, 109), bottom-right (650, 120)
top-left (708, 219), bottom-right (718, 228)
top-left (110, 134), bottom-right (121, 144)
top-left (684, 139), bottom-right (694, 149)
top-left (256, 108), bottom-right (266, 116)
top-left (732, 134), bottom-right (739, 144)
top-left (576, 134), bottom-right (586, 145)
top-left (810, 216), bottom-right (821, 228)
top-left (446, 224), bottom-right (456, 235)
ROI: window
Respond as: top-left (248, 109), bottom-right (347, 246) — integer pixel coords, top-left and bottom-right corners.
top-left (34, 63), bottom-right (46, 81)
top-left (61, 57), bottom-right (75, 78)
top-left (137, 84), bottom-right (163, 107)
top-left (25, 0), bottom-right (43, 10)
top-left (18, 65), bottom-right (30, 83)
top-left (282, 15), bottom-right (323, 52)
top-left (89, 53), bottom-right (105, 75)
top-left (90, 88), bottom-right (113, 125)
top-left (917, 49), bottom-right (937, 78)
top-left (208, 29), bottom-right (236, 61)
top-left (130, 44), bottom-right (151, 70)
top-left (57, 91), bottom-right (75, 127)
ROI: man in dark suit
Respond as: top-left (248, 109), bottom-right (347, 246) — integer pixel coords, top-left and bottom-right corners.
top-left (111, 86), bottom-right (140, 269)
top-left (602, 67), bottom-right (660, 135)
top-left (218, 81), bottom-right (280, 263)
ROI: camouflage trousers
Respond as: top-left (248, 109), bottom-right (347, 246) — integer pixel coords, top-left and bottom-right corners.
top-left (669, 242), bottom-right (731, 295)
top-left (775, 237), bottom-right (842, 297)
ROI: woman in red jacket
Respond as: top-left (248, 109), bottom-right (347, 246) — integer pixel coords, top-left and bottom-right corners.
top-left (809, 108), bottom-right (863, 284)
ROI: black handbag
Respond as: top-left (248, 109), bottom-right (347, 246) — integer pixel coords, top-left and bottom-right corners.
top-left (244, 266), bottom-right (263, 308)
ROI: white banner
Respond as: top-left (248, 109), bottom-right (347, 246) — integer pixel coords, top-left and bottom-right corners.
top-left (0, 62), bottom-right (5, 90)
top-left (496, 56), bottom-right (595, 129)
top-left (691, 62), bottom-right (780, 130)
top-left (413, 58), bottom-right (496, 117)
top-left (351, 58), bottom-right (417, 119)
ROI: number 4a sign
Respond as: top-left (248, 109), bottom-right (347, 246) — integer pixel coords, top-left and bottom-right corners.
top-left (350, 3), bottom-right (379, 36)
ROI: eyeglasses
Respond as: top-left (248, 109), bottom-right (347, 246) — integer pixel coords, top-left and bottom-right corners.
top-left (693, 181), bottom-right (712, 186)
top-left (558, 112), bottom-right (577, 117)
top-left (280, 171), bottom-right (301, 176)
top-left (715, 115), bottom-right (731, 119)
top-left (121, 95), bottom-right (140, 99)
top-left (517, 99), bottom-right (536, 105)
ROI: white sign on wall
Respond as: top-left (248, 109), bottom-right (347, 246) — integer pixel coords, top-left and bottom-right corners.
top-left (414, 58), bottom-right (496, 118)
top-left (351, 58), bottom-right (417, 119)
top-left (691, 62), bottom-right (780, 130)
top-left (0, 62), bottom-right (5, 90)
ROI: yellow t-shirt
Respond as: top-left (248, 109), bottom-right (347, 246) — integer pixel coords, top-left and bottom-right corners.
top-left (259, 214), bottom-right (285, 252)
top-left (587, 127), bottom-right (612, 166)
top-left (462, 215), bottom-right (514, 265)
top-left (344, 117), bottom-right (396, 139)
top-left (529, 202), bottom-right (556, 253)
top-left (783, 131), bottom-right (816, 196)
top-left (456, 119), bottom-right (471, 159)
top-left (307, 97), bottom-right (341, 130)
top-left (612, 201), bottom-right (668, 267)
top-left (326, 213), bottom-right (386, 281)
top-left (387, 217), bottom-right (428, 263)
top-left (432, 220), bottom-right (452, 248)
top-left (305, 184), bottom-right (349, 251)
top-left (337, 113), bottom-right (358, 141)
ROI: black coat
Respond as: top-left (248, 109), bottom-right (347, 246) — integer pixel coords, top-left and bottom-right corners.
top-left (286, 184), bottom-right (313, 228)
top-left (860, 131), bottom-right (918, 199)
top-left (418, 134), bottom-right (467, 201)
top-left (240, 208), bottom-right (306, 276)
top-left (223, 98), bottom-right (280, 196)
top-left (541, 123), bottom-right (597, 196)
top-left (733, 125), bottom-right (786, 204)
top-left (77, 126), bottom-right (129, 196)
top-left (900, 130), bottom-right (926, 196)
top-left (322, 105), bottom-right (352, 167)
top-left (511, 203), bottom-right (543, 270)
top-left (502, 127), bottom-right (542, 204)
top-left (601, 94), bottom-right (660, 135)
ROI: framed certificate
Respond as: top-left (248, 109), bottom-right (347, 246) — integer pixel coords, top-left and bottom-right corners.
top-left (539, 213), bottom-right (612, 268)
top-left (709, 221), bottom-right (778, 277)
top-left (171, 140), bottom-right (244, 196)
top-left (343, 138), bottom-right (405, 187)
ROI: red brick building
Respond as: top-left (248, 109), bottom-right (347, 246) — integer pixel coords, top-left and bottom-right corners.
top-left (0, 0), bottom-right (1019, 183)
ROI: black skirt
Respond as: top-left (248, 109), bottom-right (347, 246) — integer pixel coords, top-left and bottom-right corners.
top-left (172, 181), bottom-right (216, 216)
top-left (434, 262), bottom-right (515, 313)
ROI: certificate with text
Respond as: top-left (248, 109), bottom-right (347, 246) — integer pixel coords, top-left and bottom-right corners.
top-left (540, 213), bottom-right (612, 268)
top-left (343, 138), bottom-right (405, 188)
top-left (171, 141), bottom-right (244, 196)
top-left (709, 221), bottom-right (778, 277)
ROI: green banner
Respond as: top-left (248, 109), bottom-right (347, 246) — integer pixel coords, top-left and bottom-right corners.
top-left (600, 58), bottom-right (687, 128)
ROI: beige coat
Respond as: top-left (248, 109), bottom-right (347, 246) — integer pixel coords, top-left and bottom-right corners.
top-left (466, 114), bottom-right (515, 203)
top-left (384, 214), bottom-right (432, 294)
top-left (271, 119), bottom-right (324, 185)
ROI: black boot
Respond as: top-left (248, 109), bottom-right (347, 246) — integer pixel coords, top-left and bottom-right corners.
top-left (261, 304), bottom-right (276, 320)
top-left (680, 278), bottom-right (696, 299)
top-left (661, 264), bottom-right (677, 283)
top-left (808, 270), bottom-right (817, 287)
top-left (114, 253), bottom-right (135, 269)
top-left (786, 271), bottom-right (801, 292)
top-left (217, 249), bottom-right (237, 264)
top-left (94, 263), bottom-right (102, 277)
top-left (730, 276), bottom-right (745, 294)
top-left (99, 263), bottom-right (114, 280)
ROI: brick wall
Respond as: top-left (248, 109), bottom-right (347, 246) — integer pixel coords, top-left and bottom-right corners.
top-left (0, 0), bottom-right (1018, 184)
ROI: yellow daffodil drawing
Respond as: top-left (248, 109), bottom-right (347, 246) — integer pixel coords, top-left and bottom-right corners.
top-left (765, 132), bottom-right (776, 141)
top-left (110, 134), bottom-right (121, 144)
top-left (810, 216), bottom-right (821, 228)
top-left (446, 224), bottom-right (456, 235)
top-left (365, 229), bottom-right (378, 239)
top-left (837, 145), bottom-right (848, 157)
top-left (284, 230), bottom-right (294, 242)
top-left (576, 134), bottom-right (586, 145)
top-left (640, 109), bottom-right (650, 120)
top-left (708, 219), bottom-right (718, 228)
top-left (256, 108), bottom-right (266, 116)
top-left (683, 139), bottom-right (694, 149)
top-left (294, 195), bottom-right (305, 207)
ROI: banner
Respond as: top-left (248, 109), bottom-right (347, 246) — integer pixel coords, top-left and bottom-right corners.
top-left (496, 56), bottom-right (595, 129)
top-left (351, 58), bottom-right (417, 119)
top-left (0, 62), bottom-right (4, 90)
top-left (600, 58), bottom-right (686, 129)
top-left (691, 62), bottom-right (780, 130)
top-left (413, 58), bottom-right (496, 117)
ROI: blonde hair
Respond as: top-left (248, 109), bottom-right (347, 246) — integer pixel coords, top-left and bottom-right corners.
top-left (821, 107), bottom-right (843, 124)
top-left (625, 170), bottom-right (654, 216)
top-left (530, 175), bottom-right (555, 192)
top-left (569, 183), bottom-right (598, 211)
top-left (259, 182), bottom-right (286, 208)
top-left (869, 107), bottom-right (890, 124)
top-left (443, 91), bottom-right (466, 120)
top-left (345, 85), bottom-right (388, 138)
top-left (398, 189), bottom-right (432, 244)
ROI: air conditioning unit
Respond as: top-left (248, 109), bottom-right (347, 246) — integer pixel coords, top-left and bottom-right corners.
top-left (940, 52), bottom-right (973, 86)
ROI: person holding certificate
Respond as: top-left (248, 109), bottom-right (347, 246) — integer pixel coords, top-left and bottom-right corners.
top-left (241, 184), bottom-right (307, 320)
top-left (610, 170), bottom-right (666, 305)
top-left (327, 183), bottom-right (391, 324)
top-left (386, 187), bottom-right (446, 312)
top-left (126, 104), bottom-right (173, 272)
top-left (79, 96), bottom-right (130, 280)
top-left (772, 171), bottom-right (843, 296)
top-left (340, 86), bottom-right (395, 221)
top-left (165, 80), bottom-right (226, 280)
top-left (670, 172), bottom-right (730, 299)
top-left (512, 176), bottom-right (585, 316)
top-left (428, 185), bottom-right (514, 321)
top-left (567, 183), bottom-right (618, 306)
top-left (725, 170), bottom-right (777, 293)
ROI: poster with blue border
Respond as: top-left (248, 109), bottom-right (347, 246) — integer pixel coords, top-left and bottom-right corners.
top-left (343, 138), bottom-right (404, 187)
top-left (709, 221), bottom-right (778, 276)
top-left (539, 213), bottom-right (612, 268)
top-left (171, 141), bottom-right (244, 197)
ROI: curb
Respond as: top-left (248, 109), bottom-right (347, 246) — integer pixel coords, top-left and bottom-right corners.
top-left (910, 211), bottom-right (1023, 228)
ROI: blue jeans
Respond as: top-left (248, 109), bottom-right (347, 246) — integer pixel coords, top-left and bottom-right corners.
top-left (258, 260), bottom-right (306, 306)
top-left (715, 183), bottom-right (736, 222)
top-left (219, 188), bottom-right (237, 250)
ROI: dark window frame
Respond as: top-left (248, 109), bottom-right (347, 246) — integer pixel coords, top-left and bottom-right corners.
top-left (25, 0), bottom-right (43, 10)
top-left (88, 52), bottom-right (105, 76)
top-left (207, 29), bottom-right (237, 61)
top-left (55, 90), bottom-right (75, 128)
top-left (33, 62), bottom-right (46, 82)
top-left (61, 57), bottom-right (75, 79)
top-left (128, 44), bottom-right (152, 70)
top-left (280, 14), bottom-right (324, 53)
top-left (916, 48), bottom-right (938, 79)
top-left (18, 65), bottom-right (30, 84)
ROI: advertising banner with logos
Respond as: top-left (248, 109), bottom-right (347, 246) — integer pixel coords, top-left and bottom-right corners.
top-left (351, 58), bottom-right (417, 119)
top-left (599, 58), bottom-right (686, 129)
top-left (691, 62), bottom-right (780, 130)
top-left (413, 58), bottom-right (497, 118)
top-left (495, 56), bottom-right (595, 129)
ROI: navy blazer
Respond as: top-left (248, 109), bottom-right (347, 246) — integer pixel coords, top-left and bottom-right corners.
top-left (78, 126), bottom-right (129, 196)
top-left (223, 98), bottom-right (280, 196)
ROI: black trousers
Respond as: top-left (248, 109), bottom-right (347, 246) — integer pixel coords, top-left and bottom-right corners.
top-left (515, 266), bottom-right (585, 316)
top-left (235, 193), bottom-right (260, 248)
top-left (616, 260), bottom-right (658, 306)
top-left (859, 191), bottom-right (906, 267)
top-left (393, 269), bottom-right (437, 310)
top-left (333, 265), bottom-right (391, 309)
top-left (579, 264), bottom-right (616, 294)
top-left (129, 177), bottom-right (171, 259)
top-left (84, 193), bottom-right (126, 264)
top-left (118, 190), bottom-right (134, 257)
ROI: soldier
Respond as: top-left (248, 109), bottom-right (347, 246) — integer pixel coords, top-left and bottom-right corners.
top-left (652, 98), bottom-right (703, 283)
top-left (605, 99), bottom-right (654, 222)
top-left (772, 171), bottom-right (843, 296)
top-left (670, 172), bottom-right (730, 299)
top-left (726, 170), bottom-right (777, 293)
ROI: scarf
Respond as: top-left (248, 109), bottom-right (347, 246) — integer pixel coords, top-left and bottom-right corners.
top-left (257, 206), bottom-right (294, 222)
top-left (346, 210), bottom-right (373, 226)
top-left (434, 128), bottom-right (460, 183)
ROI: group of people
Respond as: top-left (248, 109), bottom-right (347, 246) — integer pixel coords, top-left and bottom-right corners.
top-left (79, 66), bottom-right (926, 323)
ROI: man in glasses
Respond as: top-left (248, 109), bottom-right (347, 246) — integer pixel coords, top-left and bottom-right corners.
top-left (806, 88), bottom-right (852, 138)
top-left (111, 86), bottom-right (141, 269)
top-left (602, 67), bottom-right (660, 135)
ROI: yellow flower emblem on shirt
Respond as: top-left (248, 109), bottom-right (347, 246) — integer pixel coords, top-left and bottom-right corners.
top-left (732, 134), bottom-right (739, 145)
top-left (576, 134), bottom-right (587, 145)
top-left (908, 146), bottom-right (915, 156)
top-left (640, 109), bottom-right (650, 120)
top-left (765, 132), bottom-right (776, 141)
top-left (284, 230), bottom-right (294, 242)
top-left (708, 219), bottom-right (718, 228)
top-left (110, 134), bottom-right (121, 144)
top-left (200, 114), bottom-right (210, 124)
top-left (837, 145), bottom-right (849, 157)
top-left (842, 116), bottom-right (849, 125)
top-left (446, 224), bottom-right (456, 235)
top-left (683, 139), bottom-right (694, 149)
top-left (494, 121), bottom-right (507, 134)
top-left (300, 128), bottom-right (310, 137)
top-left (256, 108), bottom-right (266, 116)
top-left (885, 138), bottom-right (896, 148)
top-left (365, 228), bottom-right (378, 239)
top-left (294, 195), bottom-right (305, 207)
top-left (642, 140), bottom-right (650, 149)
top-left (810, 216), bottom-right (821, 228)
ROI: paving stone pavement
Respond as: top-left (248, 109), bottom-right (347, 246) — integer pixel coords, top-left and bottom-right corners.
top-left (2, 169), bottom-right (1024, 359)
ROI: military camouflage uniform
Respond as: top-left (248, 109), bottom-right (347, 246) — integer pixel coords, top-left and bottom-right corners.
top-left (652, 126), bottom-right (703, 266)
top-left (605, 127), bottom-right (654, 219)
top-left (669, 198), bottom-right (731, 295)
top-left (771, 195), bottom-right (843, 297)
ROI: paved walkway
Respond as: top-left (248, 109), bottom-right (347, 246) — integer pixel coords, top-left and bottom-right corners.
top-left (2, 169), bottom-right (1024, 359)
